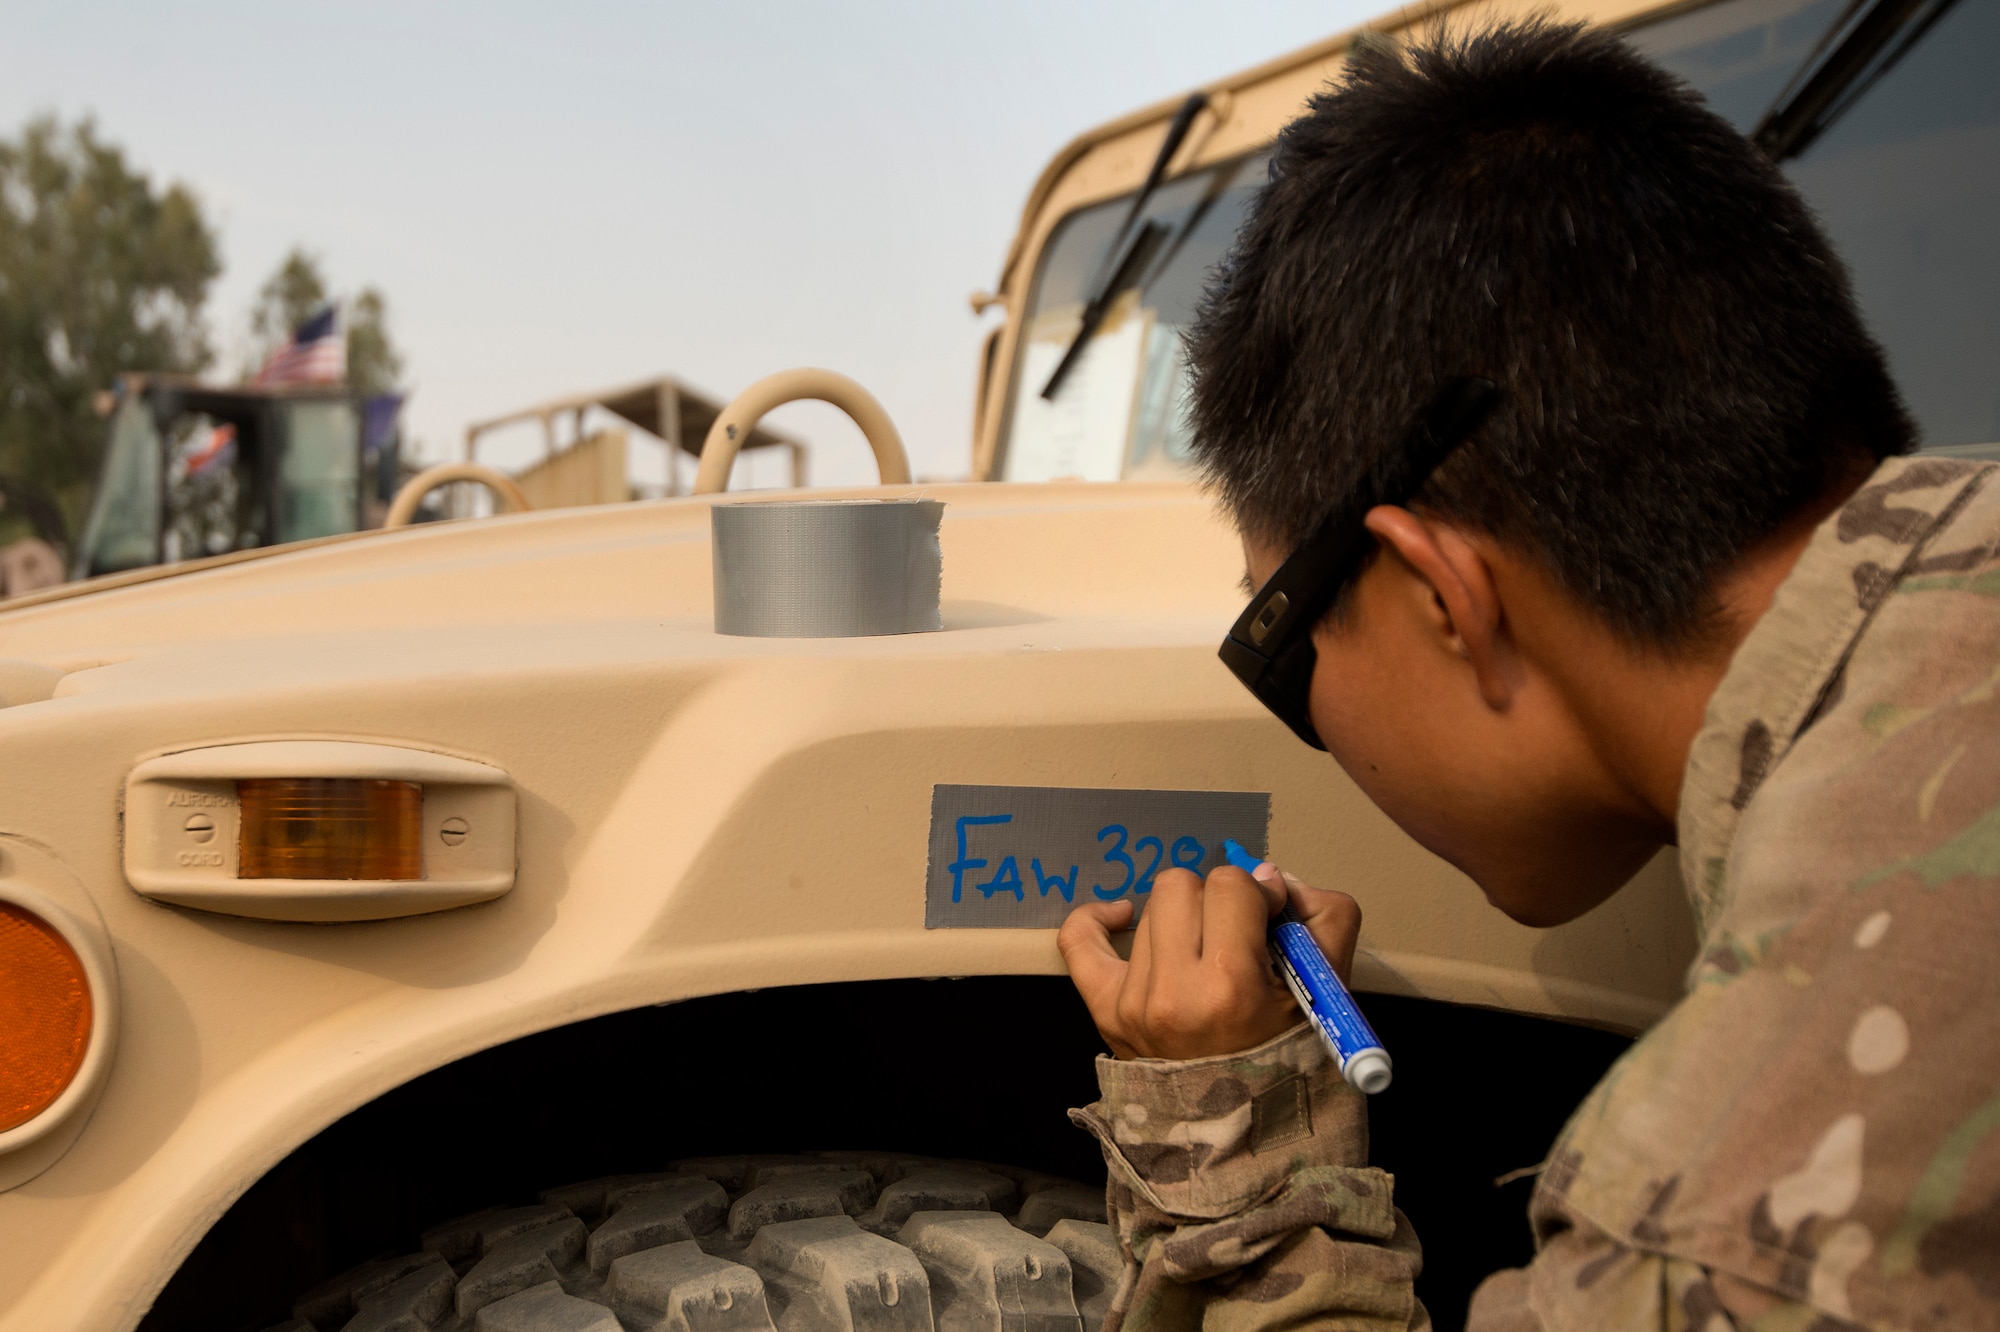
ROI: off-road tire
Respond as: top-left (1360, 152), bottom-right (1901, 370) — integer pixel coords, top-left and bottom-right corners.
top-left (265, 1151), bottom-right (1119, 1332)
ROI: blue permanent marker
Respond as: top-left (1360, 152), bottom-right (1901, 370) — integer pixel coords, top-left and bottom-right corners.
top-left (1222, 839), bottom-right (1393, 1094)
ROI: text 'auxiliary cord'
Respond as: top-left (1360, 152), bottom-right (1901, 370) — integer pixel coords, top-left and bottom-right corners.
top-left (1223, 839), bottom-right (1393, 1094)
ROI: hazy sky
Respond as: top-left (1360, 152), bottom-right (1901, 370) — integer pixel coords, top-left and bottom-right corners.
top-left (2, 1), bottom-right (1378, 487)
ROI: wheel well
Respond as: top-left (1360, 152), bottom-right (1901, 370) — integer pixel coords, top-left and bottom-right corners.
top-left (141, 977), bottom-right (1628, 1332)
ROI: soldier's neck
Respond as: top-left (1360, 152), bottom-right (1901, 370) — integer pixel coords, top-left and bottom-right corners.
top-left (1543, 471), bottom-right (1866, 834)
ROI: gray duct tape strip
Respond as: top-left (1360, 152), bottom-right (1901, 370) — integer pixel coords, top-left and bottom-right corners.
top-left (925, 783), bottom-right (1271, 929)
top-left (712, 498), bottom-right (944, 638)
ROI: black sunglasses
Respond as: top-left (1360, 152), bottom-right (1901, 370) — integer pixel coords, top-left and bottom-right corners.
top-left (1218, 377), bottom-right (1500, 751)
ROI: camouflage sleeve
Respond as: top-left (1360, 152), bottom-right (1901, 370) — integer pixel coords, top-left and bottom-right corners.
top-left (1468, 1223), bottom-right (1858, 1331)
top-left (1069, 1024), bottom-right (1427, 1332)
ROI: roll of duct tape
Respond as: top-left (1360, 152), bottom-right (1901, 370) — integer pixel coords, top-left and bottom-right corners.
top-left (711, 498), bottom-right (944, 638)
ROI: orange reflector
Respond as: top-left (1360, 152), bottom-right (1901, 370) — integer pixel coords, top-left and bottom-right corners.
top-left (238, 778), bottom-right (423, 881)
top-left (0, 902), bottom-right (92, 1133)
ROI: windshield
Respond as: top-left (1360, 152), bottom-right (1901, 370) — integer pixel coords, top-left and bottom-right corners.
top-left (277, 399), bottom-right (361, 543)
top-left (998, 0), bottom-right (1997, 480)
top-left (74, 396), bottom-right (162, 578)
top-left (1628, 0), bottom-right (2000, 453)
top-left (997, 154), bottom-right (1269, 482)
top-left (164, 413), bottom-right (245, 564)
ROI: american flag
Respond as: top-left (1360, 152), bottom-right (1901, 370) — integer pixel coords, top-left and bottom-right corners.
top-left (254, 306), bottom-right (346, 385)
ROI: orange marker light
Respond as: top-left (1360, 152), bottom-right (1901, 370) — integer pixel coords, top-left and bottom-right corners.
top-left (0, 902), bottom-right (92, 1133)
top-left (238, 778), bottom-right (423, 880)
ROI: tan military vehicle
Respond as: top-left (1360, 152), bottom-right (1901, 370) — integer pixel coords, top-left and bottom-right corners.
top-left (467, 376), bottom-right (811, 509)
top-left (0, 0), bottom-right (1990, 1329)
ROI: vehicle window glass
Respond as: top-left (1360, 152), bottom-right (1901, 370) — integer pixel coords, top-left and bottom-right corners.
top-left (1625, 0), bottom-right (1845, 129)
top-left (164, 414), bottom-right (246, 564)
top-left (1630, 0), bottom-right (2000, 450)
top-left (74, 397), bottom-right (162, 577)
top-left (278, 400), bottom-right (360, 543)
top-left (998, 153), bottom-right (1270, 482)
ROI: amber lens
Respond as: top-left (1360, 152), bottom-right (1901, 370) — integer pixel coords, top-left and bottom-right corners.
top-left (0, 902), bottom-right (92, 1133)
top-left (238, 778), bottom-right (423, 880)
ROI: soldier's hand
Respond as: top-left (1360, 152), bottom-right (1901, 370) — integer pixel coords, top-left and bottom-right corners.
top-left (1057, 860), bottom-right (1362, 1061)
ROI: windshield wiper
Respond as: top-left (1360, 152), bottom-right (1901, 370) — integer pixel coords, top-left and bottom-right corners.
top-left (1752, 0), bottom-right (1961, 161)
top-left (1041, 92), bottom-right (1209, 401)
top-left (1144, 157), bottom-right (1247, 296)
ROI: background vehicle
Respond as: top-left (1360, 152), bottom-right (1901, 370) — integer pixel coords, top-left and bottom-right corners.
top-left (71, 375), bottom-right (404, 579)
top-left (466, 376), bottom-right (811, 511)
top-left (0, 0), bottom-right (1990, 1330)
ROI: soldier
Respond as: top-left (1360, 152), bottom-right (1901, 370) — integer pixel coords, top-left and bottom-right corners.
top-left (1058, 21), bottom-right (2000, 1331)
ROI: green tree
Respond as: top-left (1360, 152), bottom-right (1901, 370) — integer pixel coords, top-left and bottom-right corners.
top-left (0, 116), bottom-right (220, 535)
top-left (246, 248), bottom-right (327, 354)
top-left (244, 248), bottom-right (404, 397)
top-left (345, 288), bottom-right (403, 398)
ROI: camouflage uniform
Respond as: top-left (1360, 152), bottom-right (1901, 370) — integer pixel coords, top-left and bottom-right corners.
top-left (1073, 456), bottom-right (2000, 1330)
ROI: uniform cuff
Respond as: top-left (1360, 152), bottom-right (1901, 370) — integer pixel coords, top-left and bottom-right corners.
top-left (1070, 1022), bottom-right (1370, 1220)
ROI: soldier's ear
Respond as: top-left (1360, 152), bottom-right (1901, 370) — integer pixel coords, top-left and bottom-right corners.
top-left (1362, 506), bottom-right (1518, 710)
